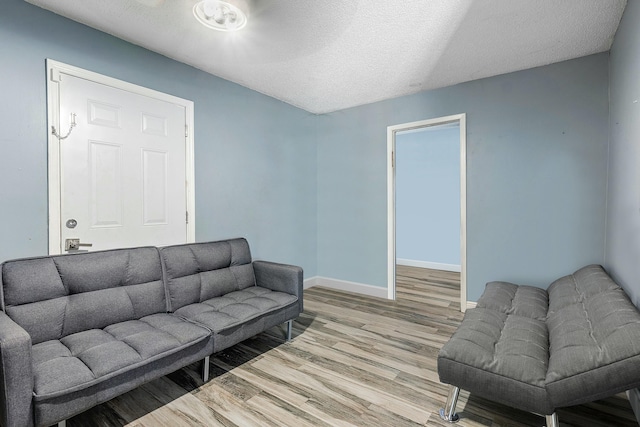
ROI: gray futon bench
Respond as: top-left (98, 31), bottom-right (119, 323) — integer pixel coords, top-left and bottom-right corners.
top-left (437, 264), bottom-right (640, 426)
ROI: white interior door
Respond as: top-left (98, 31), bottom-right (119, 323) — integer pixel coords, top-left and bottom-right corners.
top-left (58, 74), bottom-right (188, 252)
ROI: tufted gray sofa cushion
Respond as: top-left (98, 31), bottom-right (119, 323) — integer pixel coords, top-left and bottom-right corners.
top-left (546, 265), bottom-right (640, 407)
top-left (161, 239), bottom-right (256, 311)
top-left (438, 264), bottom-right (640, 416)
top-left (174, 287), bottom-right (297, 332)
top-left (438, 283), bottom-right (553, 414)
top-left (31, 313), bottom-right (209, 401)
top-left (1, 247), bottom-right (167, 344)
top-left (160, 239), bottom-right (300, 353)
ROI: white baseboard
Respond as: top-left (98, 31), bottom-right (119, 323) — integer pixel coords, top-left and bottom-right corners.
top-left (627, 389), bottom-right (640, 425)
top-left (303, 276), bottom-right (388, 299)
top-left (303, 277), bottom-right (320, 289)
top-left (304, 276), bottom-right (471, 307)
top-left (396, 258), bottom-right (461, 273)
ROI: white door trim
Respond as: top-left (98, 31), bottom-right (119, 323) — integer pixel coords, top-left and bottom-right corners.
top-left (46, 59), bottom-right (196, 254)
top-left (387, 113), bottom-right (467, 312)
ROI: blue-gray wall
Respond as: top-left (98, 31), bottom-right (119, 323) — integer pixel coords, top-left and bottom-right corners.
top-left (604, 2), bottom-right (640, 419)
top-left (396, 126), bottom-right (460, 266)
top-left (0, 0), bottom-right (318, 275)
top-left (317, 54), bottom-right (610, 301)
top-left (605, 0), bottom-right (640, 305)
top-left (0, 0), bottom-right (613, 304)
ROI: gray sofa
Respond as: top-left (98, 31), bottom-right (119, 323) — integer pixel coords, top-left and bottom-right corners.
top-left (437, 264), bottom-right (640, 426)
top-left (0, 238), bottom-right (302, 427)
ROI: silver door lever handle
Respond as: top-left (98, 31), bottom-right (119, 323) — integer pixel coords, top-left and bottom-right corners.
top-left (65, 238), bottom-right (93, 251)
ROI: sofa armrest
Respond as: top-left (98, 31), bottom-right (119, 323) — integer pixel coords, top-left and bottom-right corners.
top-left (253, 261), bottom-right (303, 313)
top-left (0, 311), bottom-right (34, 427)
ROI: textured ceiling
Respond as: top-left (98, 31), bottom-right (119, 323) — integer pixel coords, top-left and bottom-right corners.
top-left (25, 0), bottom-right (627, 114)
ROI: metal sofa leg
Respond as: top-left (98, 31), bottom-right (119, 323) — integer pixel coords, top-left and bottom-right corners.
top-left (286, 319), bottom-right (293, 342)
top-left (439, 385), bottom-right (460, 423)
top-left (58, 421), bottom-right (66, 427)
top-left (202, 355), bottom-right (210, 382)
top-left (545, 413), bottom-right (559, 427)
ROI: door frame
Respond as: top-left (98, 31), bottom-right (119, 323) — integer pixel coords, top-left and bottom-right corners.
top-left (387, 113), bottom-right (467, 311)
top-left (46, 59), bottom-right (196, 254)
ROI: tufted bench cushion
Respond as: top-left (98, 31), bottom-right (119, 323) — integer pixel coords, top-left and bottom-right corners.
top-left (438, 264), bottom-right (640, 422)
top-left (545, 266), bottom-right (640, 407)
top-left (438, 282), bottom-right (553, 414)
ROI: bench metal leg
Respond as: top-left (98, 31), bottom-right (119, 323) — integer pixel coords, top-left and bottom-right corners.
top-left (58, 421), bottom-right (66, 427)
top-left (286, 320), bottom-right (293, 342)
top-left (545, 413), bottom-right (559, 427)
top-left (439, 385), bottom-right (460, 423)
top-left (202, 355), bottom-right (210, 382)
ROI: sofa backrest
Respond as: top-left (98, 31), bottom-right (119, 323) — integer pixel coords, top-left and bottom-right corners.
top-left (546, 264), bottom-right (640, 383)
top-left (0, 247), bottom-right (166, 344)
top-left (160, 238), bottom-right (255, 311)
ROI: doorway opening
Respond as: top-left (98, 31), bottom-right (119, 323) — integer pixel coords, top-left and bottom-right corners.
top-left (387, 114), bottom-right (467, 311)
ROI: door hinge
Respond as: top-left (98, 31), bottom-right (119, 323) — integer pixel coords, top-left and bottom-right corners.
top-left (392, 151), bottom-right (395, 168)
top-left (185, 125), bottom-right (189, 138)
top-left (186, 211), bottom-right (189, 224)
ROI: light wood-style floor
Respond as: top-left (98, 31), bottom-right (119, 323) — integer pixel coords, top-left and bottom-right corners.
top-left (68, 266), bottom-right (637, 426)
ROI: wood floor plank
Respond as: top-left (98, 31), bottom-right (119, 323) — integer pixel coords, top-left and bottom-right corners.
top-left (298, 362), bottom-right (432, 424)
top-left (67, 266), bottom-right (637, 427)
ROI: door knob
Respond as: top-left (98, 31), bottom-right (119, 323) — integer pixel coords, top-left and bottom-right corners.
top-left (65, 238), bottom-right (93, 251)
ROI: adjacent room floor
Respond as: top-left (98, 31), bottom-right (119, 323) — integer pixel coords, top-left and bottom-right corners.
top-left (68, 266), bottom-right (637, 426)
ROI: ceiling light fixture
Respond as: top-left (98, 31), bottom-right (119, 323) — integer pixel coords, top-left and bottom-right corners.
top-left (193, 0), bottom-right (248, 32)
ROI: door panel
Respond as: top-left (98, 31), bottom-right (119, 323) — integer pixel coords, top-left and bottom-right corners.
top-left (89, 141), bottom-right (123, 227)
top-left (142, 149), bottom-right (169, 225)
top-left (59, 75), bottom-right (187, 252)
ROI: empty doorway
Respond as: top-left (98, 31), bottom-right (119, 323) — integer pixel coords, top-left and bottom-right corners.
top-left (387, 114), bottom-right (467, 311)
